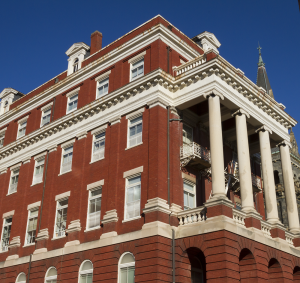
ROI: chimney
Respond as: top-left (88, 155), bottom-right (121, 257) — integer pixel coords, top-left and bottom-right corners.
top-left (90, 31), bottom-right (102, 55)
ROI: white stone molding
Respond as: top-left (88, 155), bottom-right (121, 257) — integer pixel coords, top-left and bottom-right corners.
top-left (41, 102), bottom-right (53, 112)
top-left (109, 115), bottom-right (121, 125)
top-left (66, 219), bottom-right (81, 234)
top-left (91, 124), bottom-right (107, 135)
top-left (66, 87), bottom-right (80, 98)
top-left (128, 51), bottom-right (146, 64)
top-left (232, 108), bottom-right (250, 119)
top-left (65, 240), bottom-right (80, 247)
top-left (170, 203), bottom-right (183, 216)
top-left (34, 151), bottom-right (47, 161)
top-left (22, 157), bottom-right (31, 164)
top-left (76, 131), bottom-right (87, 140)
top-left (87, 179), bottom-right (104, 191)
top-left (203, 88), bottom-right (224, 100)
top-left (17, 115), bottom-right (29, 124)
top-left (35, 228), bottom-right (49, 241)
top-left (8, 236), bottom-right (21, 249)
top-left (95, 70), bottom-right (111, 82)
top-left (6, 254), bottom-right (19, 261)
top-left (55, 191), bottom-right (71, 201)
top-left (143, 198), bottom-right (170, 214)
top-left (194, 31), bottom-right (221, 53)
top-left (255, 125), bottom-right (272, 135)
top-left (101, 209), bottom-right (118, 224)
top-left (27, 201), bottom-right (41, 211)
top-left (278, 103), bottom-right (286, 110)
top-left (100, 231), bottom-right (118, 239)
top-left (10, 162), bottom-right (21, 171)
top-left (147, 97), bottom-right (169, 109)
top-left (123, 166), bottom-right (143, 178)
top-left (0, 169), bottom-right (7, 175)
top-left (3, 210), bottom-right (14, 219)
top-left (0, 127), bottom-right (7, 135)
top-left (277, 140), bottom-right (292, 149)
top-left (170, 106), bottom-right (179, 116)
top-left (48, 145), bottom-right (57, 152)
top-left (182, 172), bottom-right (196, 183)
top-left (126, 107), bottom-right (145, 120)
top-left (60, 139), bottom-right (75, 149)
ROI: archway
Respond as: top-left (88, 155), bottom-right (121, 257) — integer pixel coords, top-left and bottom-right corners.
top-left (239, 249), bottom-right (257, 283)
top-left (293, 266), bottom-right (300, 282)
top-left (268, 258), bottom-right (283, 282)
top-left (187, 247), bottom-right (206, 283)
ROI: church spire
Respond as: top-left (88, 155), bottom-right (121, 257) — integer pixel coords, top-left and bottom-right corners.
top-left (256, 43), bottom-right (274, 99)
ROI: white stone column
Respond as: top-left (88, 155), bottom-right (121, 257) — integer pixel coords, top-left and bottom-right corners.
top-left (232, 109), bottom-right (255, 212)
top-left (278, 140), bottom-right (300, 233)
top-left (256, 126), bottom-right (279, 224)
top-left (204, 91), bottom-right (226, 199)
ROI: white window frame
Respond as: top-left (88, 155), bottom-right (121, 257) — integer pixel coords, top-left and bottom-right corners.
top-left (45, 266), bottom-right (57, 283)
top-left (16, 272), bottom-right (26, 283)
top-left (8, 164), bottom-right (21, 195)
top-left (0, 127), bottom-right (7, 148)
top-left (32, 153), bottom-right (46, 185)
top-left (126, 109), bottom-right (144, 149)
top-left (53, 197), bottom-right (69, 239)
top-left (183, 179), bottom-right (196, 210)
top-left (86, 184), bottom-right (102, 231)
top-left (123, 171), bottom-right (142, 222)
top-left (91, 125), bottom-right (107, 163)
top-left (73, 58), bottom-right (79, 73)
top-left (60, 139), bottom-right (75, 175)
top-left (183, 123), bottom-right (193, 145)
top-left (129, 51), bottom-right (146, 82)
top-left (118, 252), bottom-right (135, 283)
top-left (66, 88), bottom-right (80, 114)
top-left (78, 260), bottom-right (93, 283)
top-left (17, 116), bottom-right (28, 139)
top-left (40, 103), bottom-right (53, 127)
top-left (0, 216), bottom-right (12, 252)
top-left (24, 208), bottom-right (39, 246)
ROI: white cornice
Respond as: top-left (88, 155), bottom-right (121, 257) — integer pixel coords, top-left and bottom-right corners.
top-left (0, 88), bottom-right (18, 99)
top-left (66, 42), bottom-right (90, 57)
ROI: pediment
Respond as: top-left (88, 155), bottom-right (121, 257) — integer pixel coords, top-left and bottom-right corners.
top-left (65, 42), bottom-right (90, 57)
top-left (0, 88), bottom-right (19, 99)
top-left (196, 31), bottom-right (221, 48)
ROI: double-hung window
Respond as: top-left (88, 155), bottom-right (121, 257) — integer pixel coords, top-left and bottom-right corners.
top-left (0, 127), bottom-right (6, 148)
top-left (183, 180), bottom-right (196, 210)
top-left (54, 199), bottom-right (68, 238)
top-left (25, 209), bottom-right (38, 245)
top-left (41, 108), bottom-right (51, 127)
top-left (9, 166), bottom-right (20, 194)
top-left (17, 117), bottom-right (28, 139)
top-left (60, 140), bottom-right (75, 174)
top-left (97, 78), bottom-right (109, 98)
top-left (87, 188), bottom-right (102, 229)
top-left (1, 217), bottom-right (12, 252)
top-left (128, 116), bottom-right (142, 148)
top-left (67, 94), bottom-right (78, 113)
top-left (33, 159), bottom-right (44, 185)
top-left (92, 133), bottom-right (105, 161)
top-left (124, 176), bottom-right (141, 221)
top-left (130, 59), bottom-right (144, 81)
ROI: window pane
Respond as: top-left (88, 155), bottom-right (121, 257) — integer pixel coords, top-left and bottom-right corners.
top-left (184, 192), bottom-right (188, 208)
top-left (58, 199), bottom-right (68, 207)
top-left (189, 194), bottom-right (195, 209)
top-left (127, 266), bottom-right (135, 283)
top-left (184, 182), bottom-right (194, 192)
top-left (121, 253), bottom-right (135, 264)
top-left (91, 189), bottom-right (101, 197)
top-left (120, 268), bottom-right (127, 283)
top-left (130, 116), bottom-right (142, 124)
top-left (128, 176), bottom-right (141, 186)
top-left (81, 261), bottom-right (93, 271)
top-left (47, 267), bottom-right (57, 277)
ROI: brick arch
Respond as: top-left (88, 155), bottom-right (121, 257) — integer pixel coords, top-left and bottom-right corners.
top-left (114, 241), bottom-right (138, 259)
top-left (268, 258), bottom-right (284, 283)
top-left (293, 266), bottom-right (300, 282)
top-left (239, 248), bottom-right (258, 283)
top-left (236, 236), bottom-right (257, 257)
top-left (265, 247), bottom-right (283, 266)
top-left (176, 234), bottom-right (207, 260)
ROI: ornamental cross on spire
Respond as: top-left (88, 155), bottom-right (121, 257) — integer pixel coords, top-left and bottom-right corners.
top-left (257, 42), bottom-right (265, 67)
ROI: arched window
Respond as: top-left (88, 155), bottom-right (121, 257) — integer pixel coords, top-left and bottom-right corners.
top-left (16, 273), bottom-right (26, 283)
top-left (73, 58), bottom-right (79, 73)
top-left (45, 267), bottom-right (57, 283)
top-left (274, 170), bottom-right (280, 185)
top-left (79, 260), bottom-right (93, 283)
top-left (118, 252), bottom-right (135, 283)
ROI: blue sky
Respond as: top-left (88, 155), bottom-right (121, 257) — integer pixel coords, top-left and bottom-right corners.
top-left (0, 0), bottom-right (299, 142)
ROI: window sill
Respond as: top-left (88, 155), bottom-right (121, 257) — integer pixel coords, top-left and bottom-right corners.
top-left (31, 181), bottom-right (43, 187)
top-left (66, 108), bottom-right (77, 115)
top-left (125, 142), bottom-right (143, 151)
top-left (58, 170), bottom-right (72, 176)
top-left (51, 235), bottom-right (66, 241)
top-left (0, 249), bottom-right (8, 254)
top-left (6, 191), bottom-right (17, 196)
top-left (89, 157), bottom-right (104, 164)
top-left (84, 226), bottom-right (101, 233)
top-left (23, 243), bottom-right (35, 248)
top-left (130, 74), bottom-right (144, 82)
top-left (122, 216), bottom-right (141, 223)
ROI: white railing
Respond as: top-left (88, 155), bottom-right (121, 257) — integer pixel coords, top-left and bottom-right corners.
top-left (232, 209), bottom-right (246, 226)
top-left (285, 232), bottom-right (295, 246)
top-left (180, 142), bottom-right (210, 163)
top-left (261, 220), bottom-right (272, 238)
top-left (173, 55), bottom-right (206, 76)
top-left (177, 206), bottom-right (207, 226)
top-left (252, 174), bottom-right (262, 190)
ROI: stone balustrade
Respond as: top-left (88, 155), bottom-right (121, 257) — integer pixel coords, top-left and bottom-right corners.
top-left (177, 206), bottom-right (206, 226)
top-left (285, 232), bottom-right (295, 246)
top-left (232, 209), bottom-right (246, 226)
top-left (173, 55), bottom-right (206, 76)
top-left (261, 220), bottom-right (272, 238)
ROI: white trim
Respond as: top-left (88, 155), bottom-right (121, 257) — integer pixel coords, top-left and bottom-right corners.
top-left (65, 87), bottom-right (80, 98)
top-left (27, 201), bottom-right (41, 211)
top-left (123, 166), bottom-right (143, 178)
top-left (55, 191), bottom-right (71, 201)
top-left (60, 139), bottom-right (75, 149)
top-left (182, 172), bottom-right (196, 183)
top-left (17, 116), bottom-right (29, 124)
top-left (128, 51), bottom-right (146, 64)
top-left (24, 208), bottom-right (39, 246)
top-left (87, 180), bottom-right (104, 191)
top-left (2, 210), bottom-right (14, 219)
top-left (0, 127), bottom-right (7, 135)
top-left (86, 188), bottom-right (102, 231)
top-left (16, 272), bottom-right (26, 283)
top-left (95, 70), bottom-right (111, 82)
top-left (126, 108), bottom-right (145, 120)
top-left (44, 266), bottom-right (57, 283)
top-left (40, 102), bottom-right (53, 112)
top-left (34, 151), bottom-right (47, 161)
top-left (10, 162), bottom-right (22, 170)
top-left (118, 252), bottom-right (135, 283)
top-left (78, 260), bottom-right (93, 283)
top-left (91, 124), bottom-right (107, 135)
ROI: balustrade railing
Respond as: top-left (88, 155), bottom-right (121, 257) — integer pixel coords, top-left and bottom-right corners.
top-left (173, 55), bottom-right (206, 76)
top-left (261, 220), bottom-right (272, 238)
top-left (232, 209), bottom-right (246, 226)
top-left (285, 232), bottom-right (295, 246)
top-left (178, 206), bottom-right (207, 226)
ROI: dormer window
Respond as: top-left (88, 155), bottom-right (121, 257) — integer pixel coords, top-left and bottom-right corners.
top-left (73, 58), bottom-right (79, 73)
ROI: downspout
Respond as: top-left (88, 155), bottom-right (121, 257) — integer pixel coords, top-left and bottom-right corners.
top-left (26, 254), bottom-right (32, 283)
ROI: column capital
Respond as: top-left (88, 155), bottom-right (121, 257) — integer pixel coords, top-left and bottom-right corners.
top-left (255, 125), bottom-right (272, 134)
top-left (232, 108), bottom-right (250, 118)
top-left (277, 140), bottom-right (292, 148)
top-left (203, 88), bottom-right (224, 100)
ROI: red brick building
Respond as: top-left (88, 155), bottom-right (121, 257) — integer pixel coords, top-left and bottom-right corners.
top-left (0, 15), bottom-right (299, 283)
